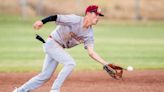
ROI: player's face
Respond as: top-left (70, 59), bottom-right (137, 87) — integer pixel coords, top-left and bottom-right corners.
top-left (90, 12), bottom-right (99, 25)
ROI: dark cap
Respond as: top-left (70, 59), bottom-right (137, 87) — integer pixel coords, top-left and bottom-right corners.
top-left (85, 5), bottom-right (104, 16)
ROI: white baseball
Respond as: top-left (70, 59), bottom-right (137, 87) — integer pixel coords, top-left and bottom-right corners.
top-left (127, 66), bottom-right (134, 71)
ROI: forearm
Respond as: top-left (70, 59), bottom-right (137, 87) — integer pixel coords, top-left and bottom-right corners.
top-left (89, 51), bottom-right (108, 65)
top-left (41, 15), bottom-right (57, 24)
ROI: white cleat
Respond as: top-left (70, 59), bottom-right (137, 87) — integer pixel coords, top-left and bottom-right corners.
top-left (12, 87), bottom-right (18, 92)
top-left (50, 90), bottom-right (59, 92)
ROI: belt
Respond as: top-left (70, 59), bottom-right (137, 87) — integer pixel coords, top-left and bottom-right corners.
top-left (48, 35), bottom-right (65, 48)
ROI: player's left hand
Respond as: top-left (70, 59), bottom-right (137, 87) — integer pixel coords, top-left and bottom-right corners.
top-left (103, 64), bottom-right (124, 80)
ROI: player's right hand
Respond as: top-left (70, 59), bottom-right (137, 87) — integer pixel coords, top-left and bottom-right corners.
top-left (33, 20), bottom-right (43, 30)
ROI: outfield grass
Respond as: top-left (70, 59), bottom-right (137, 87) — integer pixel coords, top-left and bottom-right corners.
top-left (0, 15), bottom-right (164, 72)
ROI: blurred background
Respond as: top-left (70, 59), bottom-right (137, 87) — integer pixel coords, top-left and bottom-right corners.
top-left (1, 0), bottom-right (164, 20)
top-left (0, 0), bottom-right (164, 72)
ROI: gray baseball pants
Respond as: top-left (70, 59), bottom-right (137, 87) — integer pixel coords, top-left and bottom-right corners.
top-left (17, 38), bottom-right (76, 92)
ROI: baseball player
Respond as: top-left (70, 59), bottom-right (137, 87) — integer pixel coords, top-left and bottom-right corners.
top-left (13, 5), bottom-right (123, 92)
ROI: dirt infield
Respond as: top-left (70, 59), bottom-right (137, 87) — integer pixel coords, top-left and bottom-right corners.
top-left (0, 70), bottom-right (164, 92)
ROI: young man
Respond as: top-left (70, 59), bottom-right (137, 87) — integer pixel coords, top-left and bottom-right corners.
top-left (13, 5), bottom-right (112, 92)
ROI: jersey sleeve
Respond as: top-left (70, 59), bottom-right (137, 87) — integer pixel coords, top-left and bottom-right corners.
top-left (83, 29), bottom-right (94, 49)
top-left (55, 14), bottom-right (81, 26)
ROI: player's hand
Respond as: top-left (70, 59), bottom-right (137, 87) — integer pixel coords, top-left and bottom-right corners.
top-left (103, 64), bottom-right (124, 80)
top-left (33, 20), bottom-right (43, 30)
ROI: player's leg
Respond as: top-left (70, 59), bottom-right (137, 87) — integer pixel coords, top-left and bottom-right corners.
top-left (51, 59), bottom-right (76, 92)
top-left (46, 42), bottom-right (76, 92)
top-left (17, 54), bottom-right (58, 92)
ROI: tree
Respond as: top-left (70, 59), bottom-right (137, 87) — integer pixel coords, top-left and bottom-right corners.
top-left (20, 0), bottom-right (27, 20)
top-left (135, 0), bottom-right (141, 20)
top-left (36, 0), bottom-right (44, 16)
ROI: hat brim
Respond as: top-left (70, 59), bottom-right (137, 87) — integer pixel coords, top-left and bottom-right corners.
top-left (96, 12), bottom-right (104, 17)
top-left (99, 13), bottom-right (104, 17)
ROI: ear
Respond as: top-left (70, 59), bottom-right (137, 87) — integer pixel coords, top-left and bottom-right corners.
top-left (86, 12), bottom-right (92, 16)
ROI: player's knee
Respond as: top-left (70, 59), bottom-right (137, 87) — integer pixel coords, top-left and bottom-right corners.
top-left (66, 61), bottom-right (76, 69)
top-left (71, 63), bottom-right (76, 68)
top-left (38, 72), bottom-right (52, 81)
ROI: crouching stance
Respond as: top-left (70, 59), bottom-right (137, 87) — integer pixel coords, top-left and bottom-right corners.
top-left (13, 5), bottom-right (115, 92)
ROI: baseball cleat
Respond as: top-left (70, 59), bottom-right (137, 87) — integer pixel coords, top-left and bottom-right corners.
top-left (50, 90), bottom-right (59, 92)
top-left (12, 87), bottom-right (18, 92)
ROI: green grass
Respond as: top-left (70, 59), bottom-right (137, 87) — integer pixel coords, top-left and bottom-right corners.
top-left (0, 15), bottom-right (164, 72)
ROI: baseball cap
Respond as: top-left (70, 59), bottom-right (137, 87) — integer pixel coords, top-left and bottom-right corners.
top-left (85, 5), bottom-right (104, 17)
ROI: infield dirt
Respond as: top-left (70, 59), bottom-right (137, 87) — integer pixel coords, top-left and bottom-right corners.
top-left (0, 70), bottom-right (164, 92)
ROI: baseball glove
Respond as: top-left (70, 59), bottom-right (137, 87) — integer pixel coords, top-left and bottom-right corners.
top-left (103, 64), bottom-right (123, 80)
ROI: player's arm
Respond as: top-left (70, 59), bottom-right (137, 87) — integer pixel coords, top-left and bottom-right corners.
top-left (86, 46), bottom-right (108, 65)
top-left (33, 15), bottom-right (57, 30)
top-left (87, 46), bottom-right (124, 79)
